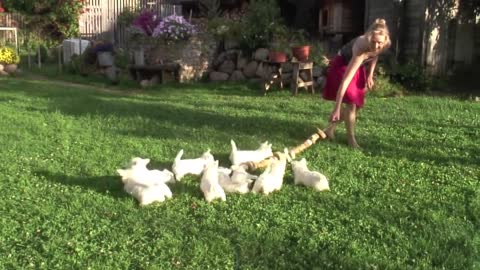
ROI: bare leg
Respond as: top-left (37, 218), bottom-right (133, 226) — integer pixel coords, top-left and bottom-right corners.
top-left (324, 105), bottom-right (347, 140)
top-left (344, 104), bottom-right (360, 149)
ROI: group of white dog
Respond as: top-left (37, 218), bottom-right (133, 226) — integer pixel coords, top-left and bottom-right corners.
top-left (117, 140), bottom-right (330, 206)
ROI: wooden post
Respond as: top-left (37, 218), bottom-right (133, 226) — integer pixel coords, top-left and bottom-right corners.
top-left (28, 48), bottom-right (31, 69)
top-left (58, 46), bottom-right (62, 73)
top-left (14, 27), bottom-right (18, 55)
top-left (37, 47), bottom-right (41, 68)
top-left (79, 37), bottom-right (82, 57)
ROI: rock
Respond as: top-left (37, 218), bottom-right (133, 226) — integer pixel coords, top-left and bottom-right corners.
top-left (243, 61), bottom-right (258, 78)
top-left (218, 60), bottom-right (236, 74)
top-left (212, 52), bottom-right (227, 68)
top-left (105, 66), bottom-right (119, 83)
top-left (254, 48), bottom-right (269, 61)
top-left (230, 70), bottom-right (246, 81)
top-left (140, 79), bottom-right (151, 88)
top-left (4, 64), bottom-right (18, 74)
top-left (255, 62), bottom-right (266, 78)
top-left (209, 71), bottom-right (229, 81)
top-left (0, 64), bottom-right (3, 72)
top-left (237, 56), bottom-right (248, 70)
top-left (0, 70), bottom-right (8, 76)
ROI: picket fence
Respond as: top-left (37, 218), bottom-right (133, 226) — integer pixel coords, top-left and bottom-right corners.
top-left (80, 0), bottom-right (182, 46)
top-left (0, 0), bottom-right (182, 46)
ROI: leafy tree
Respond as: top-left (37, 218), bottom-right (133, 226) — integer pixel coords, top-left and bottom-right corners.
top-left (3, 0), bottom-right (86, 40)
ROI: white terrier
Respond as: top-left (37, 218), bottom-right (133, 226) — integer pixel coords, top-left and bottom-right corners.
top-left (117, 157), bottom-right (174, 205)
top-left (117, 157), bottom-right (175, 185)
top-left (172, 149), bottom-right (214, 181)
top-left (200, 160), bottom-right (226, 202)
top-left (291, 158), bottom-right (330, 192)
top-left (251, 149), bottom-right (290, 195)
top-left (229, 140), bottom-right (273, 165)
top-left (218, 165), bottom-right (257, 194)
top-left (123, 179), bottom-right (173, 206)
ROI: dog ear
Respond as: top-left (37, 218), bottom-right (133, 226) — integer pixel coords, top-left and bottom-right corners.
top-left (300, 158), bottom-right (307, 164)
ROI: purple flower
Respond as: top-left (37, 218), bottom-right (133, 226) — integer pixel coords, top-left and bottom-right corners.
top-left (132, 11), bottom-right (161, 36)
top-left (152, 14), bottom-right (196, 42)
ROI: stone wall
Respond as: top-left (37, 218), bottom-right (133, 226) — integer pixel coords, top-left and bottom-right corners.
top-left (208, 43), bottom-right (327, 89)
top-left (147, 33), bottom-right (218, 83)
top-left (145, 34), bottom-right (327, 88)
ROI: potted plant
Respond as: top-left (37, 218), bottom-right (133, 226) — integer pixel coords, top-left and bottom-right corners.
top-left (290, 29), bottom-right (310, 62)
top-left (151, 14), bottom-right (197, 63)
top-left (268, 24), bottom-right (289, 63)
top-left (0, 47), bottom-right (20, 74)
top-left (91, 40), bottom-right (115, 67)
top-left (268, 42), bottom-right (288, 63)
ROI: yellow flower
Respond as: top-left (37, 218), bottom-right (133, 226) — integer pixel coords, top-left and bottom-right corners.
top-left (0, 47), bottom-right (20, 65)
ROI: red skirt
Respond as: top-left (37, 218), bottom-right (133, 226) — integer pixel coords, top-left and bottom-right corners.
top-left (322, 55), bottom-right (366, 108)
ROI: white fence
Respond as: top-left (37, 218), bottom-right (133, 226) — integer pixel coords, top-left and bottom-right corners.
top-left (79, 0), bottom-right (183, 46)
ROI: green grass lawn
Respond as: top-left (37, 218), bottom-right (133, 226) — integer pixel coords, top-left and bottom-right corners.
top-left (0, 74), bottom-right (479, 269)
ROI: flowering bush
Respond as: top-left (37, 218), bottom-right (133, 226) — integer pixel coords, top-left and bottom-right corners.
top-left (0, 47), bottom-right (20, 65)
top-left (152, 15), bottom-right (196, 43)
top-left (132, 11), bottom-right (161, 36)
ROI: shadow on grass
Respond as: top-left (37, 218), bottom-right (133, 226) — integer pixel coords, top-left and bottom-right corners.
top-left (36, 169), bottom-right (208, 201)
top-left (2, 78), bottom-right (321, 145)
top-left (357, 131), bottom-right (480, 167)
top-left (36, 170), bottom-right (128, 199)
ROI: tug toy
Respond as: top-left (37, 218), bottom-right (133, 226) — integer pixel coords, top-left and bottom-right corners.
top-left (239, 128), bottom-right (327, 171)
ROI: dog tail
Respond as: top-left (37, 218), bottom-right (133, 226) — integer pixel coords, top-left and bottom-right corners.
top-left (175, 149), bottom-right (184, 162)
top-left (230, 139), bottom-right (237, 153)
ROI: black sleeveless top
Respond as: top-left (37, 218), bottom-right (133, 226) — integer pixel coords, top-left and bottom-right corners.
top-left (338, 37), bottom-right (375, 65)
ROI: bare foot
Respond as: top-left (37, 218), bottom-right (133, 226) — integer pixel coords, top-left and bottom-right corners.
top-left (347, 138), bottom-right (362, 150)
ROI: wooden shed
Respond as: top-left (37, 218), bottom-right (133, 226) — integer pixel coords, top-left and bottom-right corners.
top-left (318, 0), bottom-right (365, 42)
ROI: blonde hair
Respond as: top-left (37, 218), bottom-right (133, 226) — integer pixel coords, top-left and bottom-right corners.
top-left (366, 18), bottom-right (391, 49)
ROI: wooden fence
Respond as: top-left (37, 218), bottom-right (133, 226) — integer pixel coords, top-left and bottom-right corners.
top-left (0, 13), bottom-right (24, 45)
top-left (79, 0), bottom-right (183, 47)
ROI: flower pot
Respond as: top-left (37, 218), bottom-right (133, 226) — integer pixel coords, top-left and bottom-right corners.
top-left (4, 64), bottom-right (17, 73)
top-left (97, 52), bottom-right (114, 67)
top-left (291, 45), bottom-right (310, 62)
top-left (268, 51), bottom-right (287, 63)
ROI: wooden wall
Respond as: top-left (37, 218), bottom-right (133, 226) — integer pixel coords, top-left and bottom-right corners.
top-left (402, 0), bottom-right (426, 61)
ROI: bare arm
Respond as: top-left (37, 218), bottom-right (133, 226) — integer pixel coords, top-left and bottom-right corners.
top-left (333, 56), bottom-right (363, 110)
top-left (366, 56), bottom-right (378, 89)
top-left (367, 56), bottom-right (378, 79)
top-left (330, 42), bottom-right (366, 119)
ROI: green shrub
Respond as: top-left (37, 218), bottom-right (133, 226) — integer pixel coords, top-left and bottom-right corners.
top-left (370, 74), bottom-right (406, 98)
top-left (238, 0), bottom-right (282, 52)
top-left (0, 47), bottom-right (20, 64)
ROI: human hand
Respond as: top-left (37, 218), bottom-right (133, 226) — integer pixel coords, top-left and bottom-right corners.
top-left (329, 108), bottom-right (341, 122)
top-left (367, 76), bottom-right (374, 90)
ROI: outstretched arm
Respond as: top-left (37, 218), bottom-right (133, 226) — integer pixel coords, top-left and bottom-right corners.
top-left (330, 55), bottom-right (364, 122)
